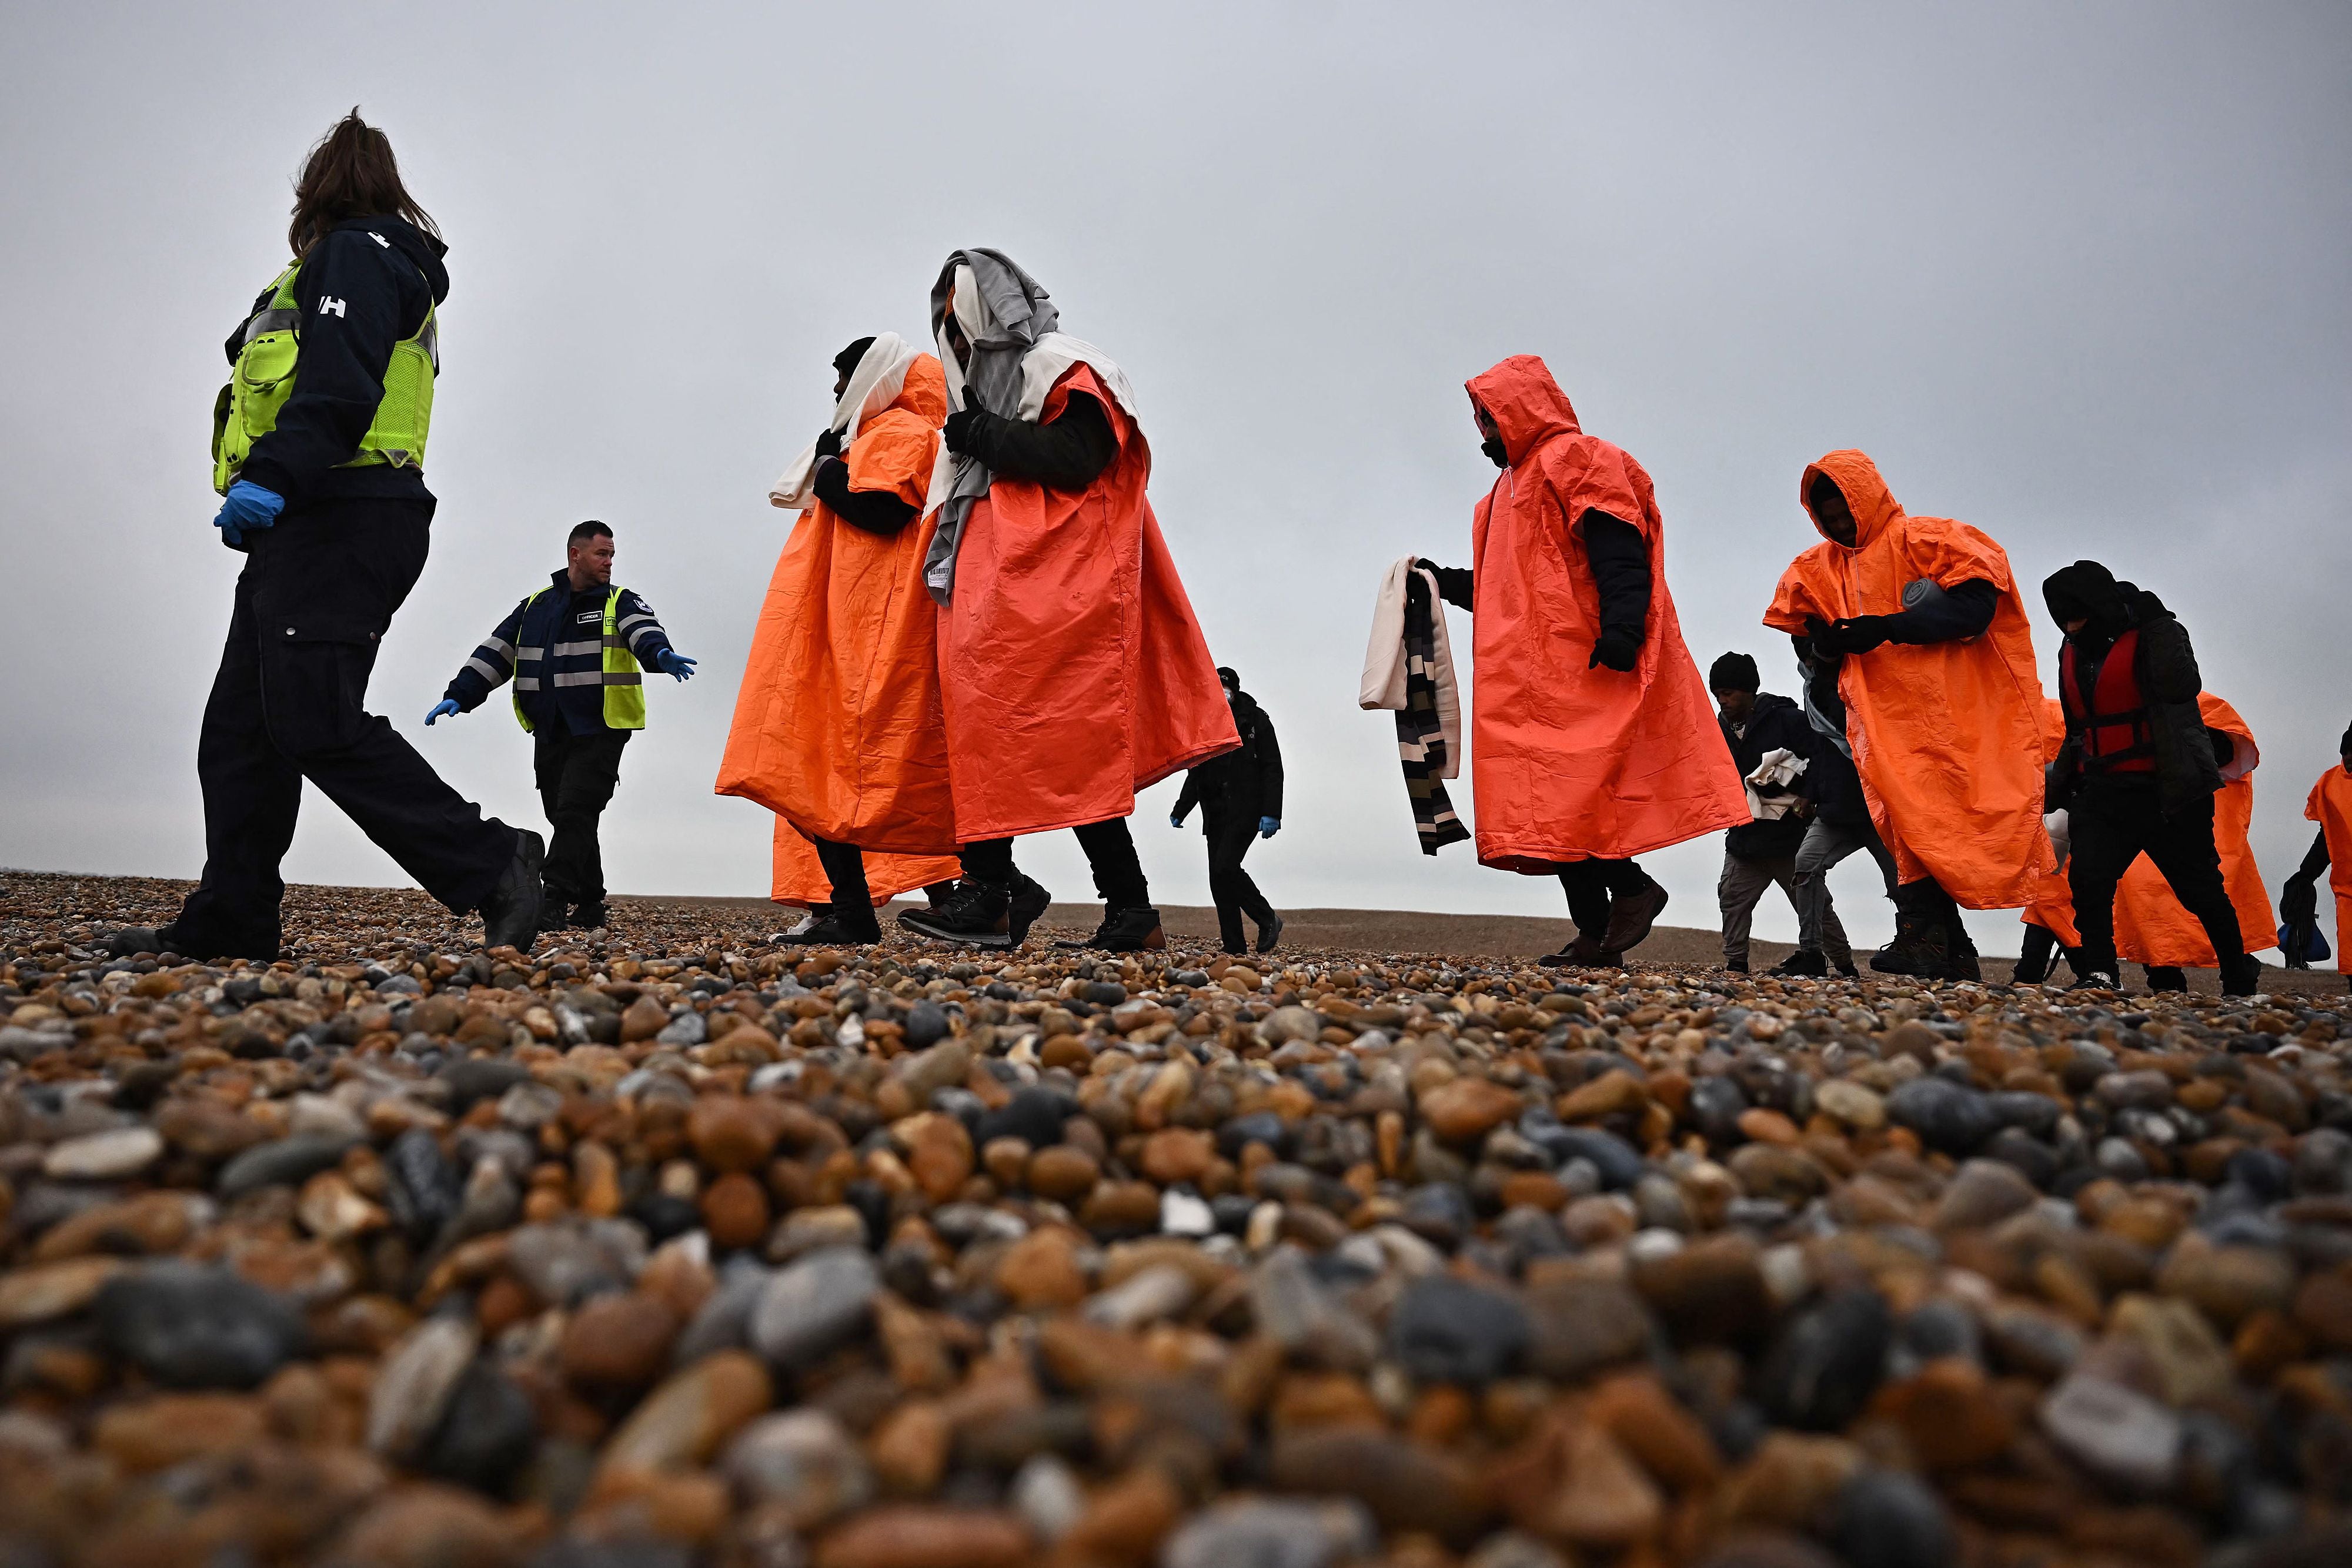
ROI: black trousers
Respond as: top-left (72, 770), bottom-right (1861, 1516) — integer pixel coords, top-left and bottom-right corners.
top-left (1554, 859), bottom-right (1655, 939)
top-left (963, 818), bottom-right (1149, 908)
top-left (1202, 807), bottom-right (1276, 951)
top-left (175, 497), bottom-right (514, 955)
top-left (532, 726), bottom-right (630, 907)
top-left (2067, 779), bottom-right (2244, 978)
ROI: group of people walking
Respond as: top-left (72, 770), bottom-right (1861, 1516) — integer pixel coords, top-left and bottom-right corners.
top-left (110, 113), bottom-right (2351, 995)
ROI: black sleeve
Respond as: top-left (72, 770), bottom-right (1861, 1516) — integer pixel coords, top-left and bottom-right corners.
top-left (445, 599), bottom-right (529, 711)
top-left (1257, 709), bottom-right (1284, 820)
top-left (2137, 617), bottom-right (2204, 704)
top-left (1579, 511), bottom-right (1651, 641)
top-left (1883, 579), bottom-right (1998, 644)
top-left (1173, 768), bottom-right (1202, 819)
top-left (238, 230), bottom-right (429, 502)
top-left (813, 458), bottom-right (918, 535)
top-left (2299, 827), bottom-right (2332, 882)
top-left (2206, 730), bottom-right (2236, 771)
top-left (964, 392), bottom-right (1118, 490)
top-left (1416, 559), bottom-right (1475, 611)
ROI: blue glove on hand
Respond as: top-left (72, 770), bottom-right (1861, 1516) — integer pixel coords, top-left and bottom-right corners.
top-left (1170, 809), bottom-right (1188, 829)
top-left (213, 480), bottom-right (285, 547)
top-left (1259, 817), bottom-right (1281, 839)
top-left (656, 650), bottom-right (697, 681)
top-left (425, 700), bottom-right (461, 726)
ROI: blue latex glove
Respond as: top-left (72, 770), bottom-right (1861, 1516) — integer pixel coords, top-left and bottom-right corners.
top-left (1170, 808), bottom-right (1188, 829)
top-left (213, 480), bottom-right (285, 546)
top-left (656, 649), bottom-right (697, 681)
top-left (425, 699), bottom-right (461, 726)
top-left (1259, 817), bottom-right (1281, 839)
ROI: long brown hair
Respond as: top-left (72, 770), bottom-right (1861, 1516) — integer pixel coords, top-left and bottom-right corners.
top-left (287, 109), bottom-right (440, 259)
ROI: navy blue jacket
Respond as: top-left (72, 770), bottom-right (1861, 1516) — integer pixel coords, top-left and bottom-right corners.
top-left (443, 571), bottom-right (674, 735)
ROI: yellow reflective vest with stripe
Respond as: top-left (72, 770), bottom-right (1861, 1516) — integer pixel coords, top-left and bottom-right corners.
top-left (211, 259), bottom-right (438, 495)
top-left (510, 586), bottom-right (646, 733)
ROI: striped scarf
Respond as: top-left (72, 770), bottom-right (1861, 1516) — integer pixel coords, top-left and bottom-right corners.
top-left (1399, 569), bottom-right (1471, 854)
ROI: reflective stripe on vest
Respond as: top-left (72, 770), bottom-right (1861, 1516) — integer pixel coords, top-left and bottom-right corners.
top-left (210, 256), bottom-right (439, 494)
top-left (509, 586), bottom-right (646, 733)
top-left (2063, 628), bottom-right (2155, 773)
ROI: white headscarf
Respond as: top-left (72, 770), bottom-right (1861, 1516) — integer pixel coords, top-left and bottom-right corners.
top-left (769, 332), bottom-right (923, 510)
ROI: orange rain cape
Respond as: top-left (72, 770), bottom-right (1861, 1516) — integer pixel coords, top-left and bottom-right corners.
top-left (1463, 356), bottom-right (1746, 870)
top-left (935, 363), bottom-right (1235, 840)
top-left (716, 353), bottom-right (961, 907)
top-left (2026, 694), bottom-right (2276, 963)
top-left (1763, 450), bottom-right (2051, 907)
top-left (2306, 760), bottom-right (2352, 974)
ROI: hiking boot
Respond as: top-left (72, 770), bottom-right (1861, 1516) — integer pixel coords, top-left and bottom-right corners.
top-left (1725, 958), bottom-right (1749, 975)
top-left (1256, 912), bottom-right (1285, 955)
top-left (1083, 906), bottom-right (1166, 953)
top-left (1601, 882), bottom-right (1669, 955)
top-left (2219, 954), bottom-right (2264, 998)
top-left (1539, 934), bottom-right (1611, 968)
top-left (2146, 965), bottom-right (2188, 994)
top-left (2012, 950), bottom-right (2050, 986)
top-left (1007, 876), bottom-right (1053, 947)
top-left (479, 831), bottom-right (547, 952)
top-left (1770, 948), bottom-right (1828, 978)
top-left (1945, 921), bottom-right (1982, 982)
top-left (776, 907), bottom-right (881, 947)
top-left (1833, 957), bottom-right (1861, 978)
top-left (1869, 912), bottom-right (1949, 978)
top-left (898, 880), bottom-right (1014, 947)
top-left (570, 900), bottom-right (610, 930)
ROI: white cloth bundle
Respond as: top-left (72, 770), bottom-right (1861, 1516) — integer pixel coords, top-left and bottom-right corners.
top-left (1360, 556), bottom-right (1461, 779)
top-left (769, 332), bottom-right (923, 510)
top-left (1744, 747), bottom-right (1808, 820)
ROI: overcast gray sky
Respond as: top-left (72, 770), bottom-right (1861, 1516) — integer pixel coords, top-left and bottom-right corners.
top-left (4, 2), bottom-right (2347, 955)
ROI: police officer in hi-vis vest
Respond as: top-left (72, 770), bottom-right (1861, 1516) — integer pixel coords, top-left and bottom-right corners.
top-left (427, 522), bottom-right (694, 931)
top-left (110, 111), bottom-right (544, 964)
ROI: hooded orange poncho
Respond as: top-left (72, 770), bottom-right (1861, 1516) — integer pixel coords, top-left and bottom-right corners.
top-left (1763, 451), bottom-right (2051, 907)
top-left (936, 363), bottom-right (1235, 840)
top-left (717, 354), bottom-right (961, 905)
top-left (2025, 693), bottom-right (2276, 964)
top-left (2306, 761), bottom-right (2352, 974)
top-left (1464, 356), bottom-right (1747, 870)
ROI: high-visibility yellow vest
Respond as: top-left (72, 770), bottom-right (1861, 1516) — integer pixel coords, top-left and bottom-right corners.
top-left (511, 585), bottom-right (645, 733)
top-left (211, 258), bottom-right (437, 494)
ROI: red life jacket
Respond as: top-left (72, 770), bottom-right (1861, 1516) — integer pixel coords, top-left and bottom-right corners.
top-left (2062, 628), bottom-right (2155, 774)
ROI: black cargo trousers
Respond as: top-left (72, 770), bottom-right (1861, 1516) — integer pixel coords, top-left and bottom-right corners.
top-left (172, 496), bottom-right (517, 955)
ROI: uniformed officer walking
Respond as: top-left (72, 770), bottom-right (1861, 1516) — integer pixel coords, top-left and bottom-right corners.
top-left (112, 111), bottom-right (543, 962)
top-left (427, 521), bottom-right (694, 930)
top-left (1171, 667), bottom-right (1286, 954)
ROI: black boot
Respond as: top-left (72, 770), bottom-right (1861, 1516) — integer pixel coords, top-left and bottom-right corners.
top-left (2145, 965), bottom-right (2188, 994)
top-left (1870, 909), bottom-right (1950, 978)
top-left (479, 831), bottom-right (548, 952)
top-left (1256, 912), bottom-right (1284, 955)
top-left (1080, 906), bottom-right (1166, 953)
top-left (1008, 875), bottom-right (1054, 947)
top-left (2219, 954), bottom-right (2264, 998)
top-left (777, 904), bottom-right (881, 945)
top-left (1770, 949), bottom-right (1828, 978)
top-left (898, 880), bottom-right (1015, 947)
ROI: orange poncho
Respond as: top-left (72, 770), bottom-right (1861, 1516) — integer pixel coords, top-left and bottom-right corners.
top-left (1464, 356), bottom-right (1746, 870)
top-left (717, 354), bottom-right (961, 906)
top-left (1763, 451), bottom-right (2051, 907)
top-left (936, 363), bottom-right (1235, 840)
top-left (2027, 694), bottom-right (2276, 964)
top-left (2306, 762), bottom-right (2352, 974)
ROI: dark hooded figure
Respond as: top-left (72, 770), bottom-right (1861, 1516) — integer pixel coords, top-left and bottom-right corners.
top-left (2042, 560), bottom-right (2260, 995)
top-left (1172, 667), bottom-right (1285, 954)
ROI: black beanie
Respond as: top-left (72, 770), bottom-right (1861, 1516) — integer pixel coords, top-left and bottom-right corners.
top-left (1709, 652), bottom-right (1760, 693)
top-left (2340, 721), bottom-right (2352, 759)
top-left (1217, 666), bottom-right (1240, 691)
top-left (833, 336), bottom-right (877, 379)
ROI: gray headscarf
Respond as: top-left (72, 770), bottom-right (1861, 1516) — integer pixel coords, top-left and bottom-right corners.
top-left (923, 248), bottom-right (1060, 601)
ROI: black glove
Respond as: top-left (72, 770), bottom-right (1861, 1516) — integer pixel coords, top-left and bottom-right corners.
top-left (943, 388), bottom-right (989, 456)
top-left (1818, 614), bottom-right (1894, 656)
top-left (1589, 628), bottom-right (1640, 672)
top-left (815, 427), bottom-right (844, 460)
top-left (2282, 873), bottom-right (2320, 925)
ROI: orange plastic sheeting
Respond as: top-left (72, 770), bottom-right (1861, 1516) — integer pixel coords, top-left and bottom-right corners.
top-left (769, 819), bottom-right (956, 911)
top-left (937, 363), bottom-right (1236, 841)
top-left (716, 354), bottom-right (961, 868)
top-left (1464, 356), bottom-right (1747, 871)
top-left (1763, 450), bottom-right (2052, 908)
top-left (2029, 696), bottom-right (2278, 961)
top-left (2114, 694), bottom-right (2275, 963)
top-left (2305, 761), bottom-right (2352, 973)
